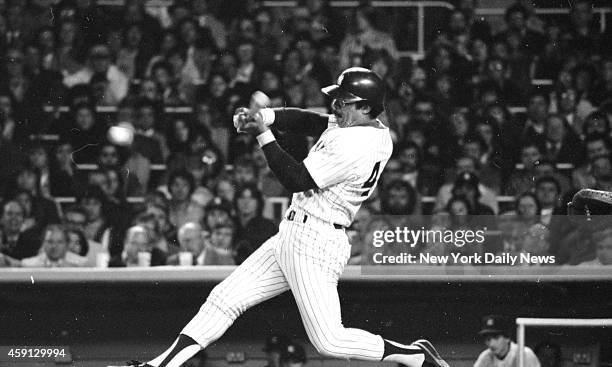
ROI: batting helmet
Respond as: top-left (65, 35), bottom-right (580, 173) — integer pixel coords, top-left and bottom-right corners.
top-left (321, 67), bottom-right (385, 116)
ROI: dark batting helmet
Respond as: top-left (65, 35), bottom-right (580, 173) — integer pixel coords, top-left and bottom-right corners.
top-left (321, 67), bottom-right (386, 117)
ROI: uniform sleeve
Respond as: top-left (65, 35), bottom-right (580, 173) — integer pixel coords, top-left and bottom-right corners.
top-left (473, 350), bottom-right (490, 367)
top-left (272, 108), bottom-right (330, 137)
top-left (303, 136), bottom-right (360, 189)
top-left (524, 348), bottom-right (541, 367)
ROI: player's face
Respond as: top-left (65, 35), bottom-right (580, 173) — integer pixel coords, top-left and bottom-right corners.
top-left (331, 99), bottom-right (368, 128)
top-left (484, 335), bottom-right (510, 357)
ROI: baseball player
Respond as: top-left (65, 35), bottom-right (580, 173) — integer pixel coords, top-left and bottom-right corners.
top-left (119, 67), bottom-right (449, 367)
top-left (474, 315), bottom-right (540, 367)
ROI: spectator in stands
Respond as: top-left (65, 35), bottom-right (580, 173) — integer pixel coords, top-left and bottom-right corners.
top-left (592, 57), bottom-right (612, 105)
top-left (393, 140), bottom-right (441, 196)
top-left (572, 133), bottom-right (611, 188)
top-left (463, 133), bottom-right (502, 194)
top-left (0, 200), bottom-right (41, 261)
top-left (233, 184), bottom-right (277, 265)
top-left (167, 222), bottom-right (205, 266)
top-left (582, 110), bottom-right (611, 138)
top-left (183, 36), bottom-right (218, 101)
top-left (13, 190), bottom-right (38, 232)
top-left (522, 89), bottom-right (550, 144)
top-left (86, 44), bottom-right (129, 104)
top-left (446, 195), bottom-right (474, 232)
top-left (280, 342), bottom-right (307, 367)
top-left (554, 87), bottom-right (582, 136)
top-left (79, 186), bottom-right (109, 244)
top-left (532, 159), bottom-right (571, 197)
top-left (66, 228), bottom-right (88, 257)
top-left (233, 156), bottom-right (258, 187)
top-left (380, 180), bottom-right (419, 216)
top-left (132, 98), bottom-right (167, 163)
top-left (0, 91), bottom-right (27, 144)
top-left (213, 177), bottom-right (236, 204)
top-left (434, 156), bottom-right (499, 214)
top-left (591, 155), bottom-right (612, 191)
top-left (474, 315), bottom-right (540, 367)
top-left (49, 140), bottom-right (77, 197)
top-left (561, 0), bottom-right (602, 59)
top-left (168, 170), bottom-right (204, 230)
top-left (200, 220), bottom-right (235, 266)
top-left (2, 48), bottom-right (30, 109)
top-left (150, 60), bottom-right (183, 105)
top-left (482, 57), bottom-right (524, 105)
top-left (451, 171), bottom-right (495, 216)
top-left (192, 100), bottom-right (230, 160)
top-left (338, 5), bottom-right (398, 70)
top-left (411, 96), bottom-right (452, 167)
top-left (25, 144), bottom-right (52, 198)
top-left (252, 145), bottom-right (285, 197)
top-left (116, 23), bottom-right (152, 81)
top-left (9, 165), bottom-right (61, 227)
top-left (542, 114), bottom-right (583, 165)
top-left (114, 225), bottom-right (164, 267)
top-left (63, 205), bottom-right (106, 267)
top-left (21, 224), bottom-right (88, 267)
top-left (64, 102), bottom-right (106, 164)
top-left (579, 227), bottom-right (612, 265)
top-left (167, 117), bottom-right (194, 155)
top-left (534, 341), bottom-right (562, 367)
top-left (534, 176), bottom-right (563, 226)
top-left (204, 197), bottom-right (234, 232)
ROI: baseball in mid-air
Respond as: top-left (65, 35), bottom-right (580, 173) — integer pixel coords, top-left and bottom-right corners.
top-left (107, 122), bottom-right (135, 146)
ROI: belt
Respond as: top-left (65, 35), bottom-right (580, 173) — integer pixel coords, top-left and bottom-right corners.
top-left (286, 209), bottom-right (344, 230)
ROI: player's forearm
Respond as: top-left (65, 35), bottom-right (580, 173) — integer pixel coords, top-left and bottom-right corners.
top-left (257, 130), bottom-right (318, 193)
top-left (264, 107), bottom-right (329, 137)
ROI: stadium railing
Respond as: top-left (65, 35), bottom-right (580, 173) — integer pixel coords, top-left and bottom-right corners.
top-left (1, 265), bottom-right (612, 283)
top-left (516, 318), bottom-right (612, 367)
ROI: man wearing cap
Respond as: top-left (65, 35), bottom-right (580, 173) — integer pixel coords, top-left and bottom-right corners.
top-left (474, 315), bottom-right (540, 367)
top-left (120, 67), bottom-right (448, 367)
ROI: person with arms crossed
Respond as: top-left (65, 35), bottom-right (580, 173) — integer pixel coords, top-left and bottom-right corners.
top-left (116, 67), bottom-right (448, 367)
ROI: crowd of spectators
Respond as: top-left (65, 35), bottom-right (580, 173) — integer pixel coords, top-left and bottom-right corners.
top-left (1, 0), bottom-right (612, 268)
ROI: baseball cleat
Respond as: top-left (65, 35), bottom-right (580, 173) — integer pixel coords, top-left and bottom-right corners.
top-left (107, 360), bottom-right (153, 367)
top-left (411, 339), bottom-right (450, 367)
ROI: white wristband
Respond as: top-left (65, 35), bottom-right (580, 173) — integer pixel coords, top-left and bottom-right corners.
top-left (256, 130), bottom-right (276, 147)
top-left (259, 108), bottom-right (275, 126)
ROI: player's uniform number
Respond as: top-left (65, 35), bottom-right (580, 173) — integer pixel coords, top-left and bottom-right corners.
top-left (361, 161), bottom-right (381, 196)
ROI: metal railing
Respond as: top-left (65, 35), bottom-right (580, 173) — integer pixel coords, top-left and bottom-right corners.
top-left (476, 7), bottom-right (611, 33)
top-left (516, 318), bottom-right (612, 367)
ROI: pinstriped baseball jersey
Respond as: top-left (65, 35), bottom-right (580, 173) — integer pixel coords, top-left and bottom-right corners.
top-left (296, 119), bottom-right (392, 227)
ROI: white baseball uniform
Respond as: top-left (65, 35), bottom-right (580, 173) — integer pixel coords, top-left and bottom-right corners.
top-left (150, 116), bottom-right (406, 367)
top-left (474, 342), bottom-right (540, 367)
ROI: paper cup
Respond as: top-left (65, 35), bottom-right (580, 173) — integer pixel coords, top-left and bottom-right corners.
top-left (96, 253), bottom-right (110, 268)
top-left (137, 251), bottom-right (152, 267)
top-left (179, 252), bottom-right (194, 266)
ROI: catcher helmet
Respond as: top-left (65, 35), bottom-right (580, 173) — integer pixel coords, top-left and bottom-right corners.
top-left (322, 67), bottom-right (385, 116)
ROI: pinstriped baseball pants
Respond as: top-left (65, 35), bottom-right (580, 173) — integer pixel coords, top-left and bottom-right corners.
top-left (181, 211), bottom-right (385, 360)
